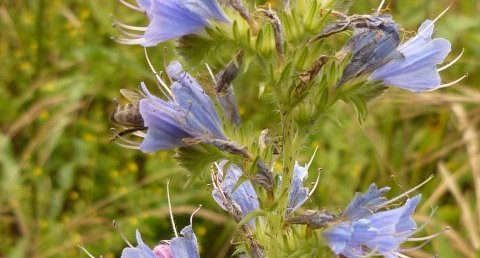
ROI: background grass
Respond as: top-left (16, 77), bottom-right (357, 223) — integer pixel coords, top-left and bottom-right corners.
top-left (1, 0), bottom-right (479, 257)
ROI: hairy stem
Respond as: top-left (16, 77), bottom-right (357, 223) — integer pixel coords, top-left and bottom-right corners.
top-left (277, 110), bottom-right (295, 218)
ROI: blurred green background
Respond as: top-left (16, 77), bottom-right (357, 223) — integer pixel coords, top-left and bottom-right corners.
top-left (1, 0), bottom-right (479, 257)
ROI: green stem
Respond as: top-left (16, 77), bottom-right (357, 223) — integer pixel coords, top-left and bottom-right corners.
top-left (277, 110), bottom-right (295, 218)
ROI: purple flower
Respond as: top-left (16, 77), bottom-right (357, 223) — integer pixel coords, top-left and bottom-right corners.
top-left (369, 19), bottom-right (465, 92)
top-left (115, 0), bottom-right (229, 46)
top-left (121, 226), bottom-right (199, 258)
top-left (323, 184), bottom-right (428, 258)
top-left (212, 160), bottom-right (260, 227)
top-left (138, 61), bottom-right (226, 152)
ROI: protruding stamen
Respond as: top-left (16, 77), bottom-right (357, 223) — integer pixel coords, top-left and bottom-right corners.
top-left (112, 132), bottom-right (143, 145)
top-left (411, 207), bottom-right (437, 235)
top-left (433, 73), bottom-right (468, 90)
top-left (205, 63), bottom-right (216, 84)
top-left (113, 220), bottom-right (134, 248)
top-left (212, 162), bottom-right (227, 201)
top-left (376, 0), bottom-right (387, 12)
top-left (376, 175), bottom-right (434, 209)
top-left (133, 131), bottom-right (147, 138)
top-left (111, 17), bottom-right (147, 31)
top-left (167, 179), bottom-right (179, 238)
top-left (407, 227), bottom-right (450, 242)
top-left (118, 0), bottom-right (144, 12)
top-left (399, 238), bottom-right (433, 252)
top-left (163, 47), bottom-right (173, 84)
top-left (144, 48), bottom-right (173, 99)
top-left (418, 5), bottom-right (452, 36)
top-left (393, 252), bottom-right (412, 258)
top-left (399, 229), bottom-right (447, 254)
top-left (112, 37), bottom-right (147, 45)
top-left (190, 205), bottom-right (202, 225)
top-left (113, 137), bottom-right (141, 149)
top-left (114, 25), bottom-right (144, 38)
top-left (306, 146), bottom-right (319, 171)
top-left (78, 245), bottom-right (97, 258)
top-left (308, 168), bottom-right (322, 196)
top-left (438, 48), bottom-right (464, 72)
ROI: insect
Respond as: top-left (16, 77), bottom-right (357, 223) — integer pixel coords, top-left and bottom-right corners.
top-left (110, 89), bottom-right (147, 141)
top-left (313, 10), bottom-right (403, 87)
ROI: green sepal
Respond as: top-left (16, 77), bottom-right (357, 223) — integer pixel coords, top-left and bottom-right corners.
top-left (238, 209), bottom-right (268, 228)
top-left (337, 78), bottom-right (387, 123)
top-left (174, 144), bottom-right (225, 180)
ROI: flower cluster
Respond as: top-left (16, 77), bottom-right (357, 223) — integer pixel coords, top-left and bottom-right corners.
top-left (98, 0), bottom-right (460, 257)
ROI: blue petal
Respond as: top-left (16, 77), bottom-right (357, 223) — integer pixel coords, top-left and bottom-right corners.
top-left (167, 62), bottom-right (225, 139)
top-left (138, 97), bottom-right (193, 152)
top-left (394, 195), bottom-right (421, 233)
top-left (324, 189), bottom-right (422, 257)
top-left (323, 223), bottom-right (351, 255)
top-left (170, 225), bottom-right (200, 258)
top-left (142, 0), bottom-right (208, 46)
top-left (287, 161), bottom-right (310, 215)
top-left (183, 0), bottom-right (229, 22)
top-left (369, 20), bottom-right (452, 92)
top-left (337, 15), bottom-right (400, 85)
top-left (343, 183), bottom-right (390, 220)
top-left (136, 0), bottom-right (152, 12)
top-left (121, 230), bottom-right (156, 258)
top-left (212, 161), bottom-right (260, 227)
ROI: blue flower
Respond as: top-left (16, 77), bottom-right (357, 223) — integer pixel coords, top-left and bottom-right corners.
top-left (286, 149), bottom-right (320, 216)
top-left (343, 183), bottom-right (390, 220)
top-left (286, 161), bottom-right (320, 216)
top-left (121, 226), bottom-right (200, 258)
top-left (116, 0), bottom-right (229, 46)
top-left (369, 19), bottom-right (464, 92)
top-left (323, 184), bottom-right (425, 258)
top-left (212, 160), bottom-right (260, 227)
top-left (121, 230), bottom-right (158, 258)
top-left (138, 61), bottom-right (226, 152)
top-left (287, 162), bottom-right (310, 215)
top-left (336, 14), bottom-right (402, 86)
top-left (170, 226), bottom-right (200, 258)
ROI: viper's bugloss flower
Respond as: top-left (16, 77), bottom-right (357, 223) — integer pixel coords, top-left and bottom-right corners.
top-left (121, 230), bottom-right (171, 258)
top-left (118, 61), bottom-right (225, 152)
top-left (369, 19), bottom-right (465, 92)
top-left (323, 181), bottom-right (440, 258)
top-left (121, 228), bottom-right (199, 258)
top-left (121, 200), bottom-right (201, 258)
top-left (170, 225), bottom-right (200, 258)
top-left (285, 149), bottom-right (320, 216)
top-left (212, 160), bottom-right (260, 227)
top-left (153, 243), bottom-right (173, 258)
top-left (115, 0), bottom-right (229, 46)
top-left (335, 14), bottom-right (401, 86)
top-left (286, 160), bottom-right (321, 216)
